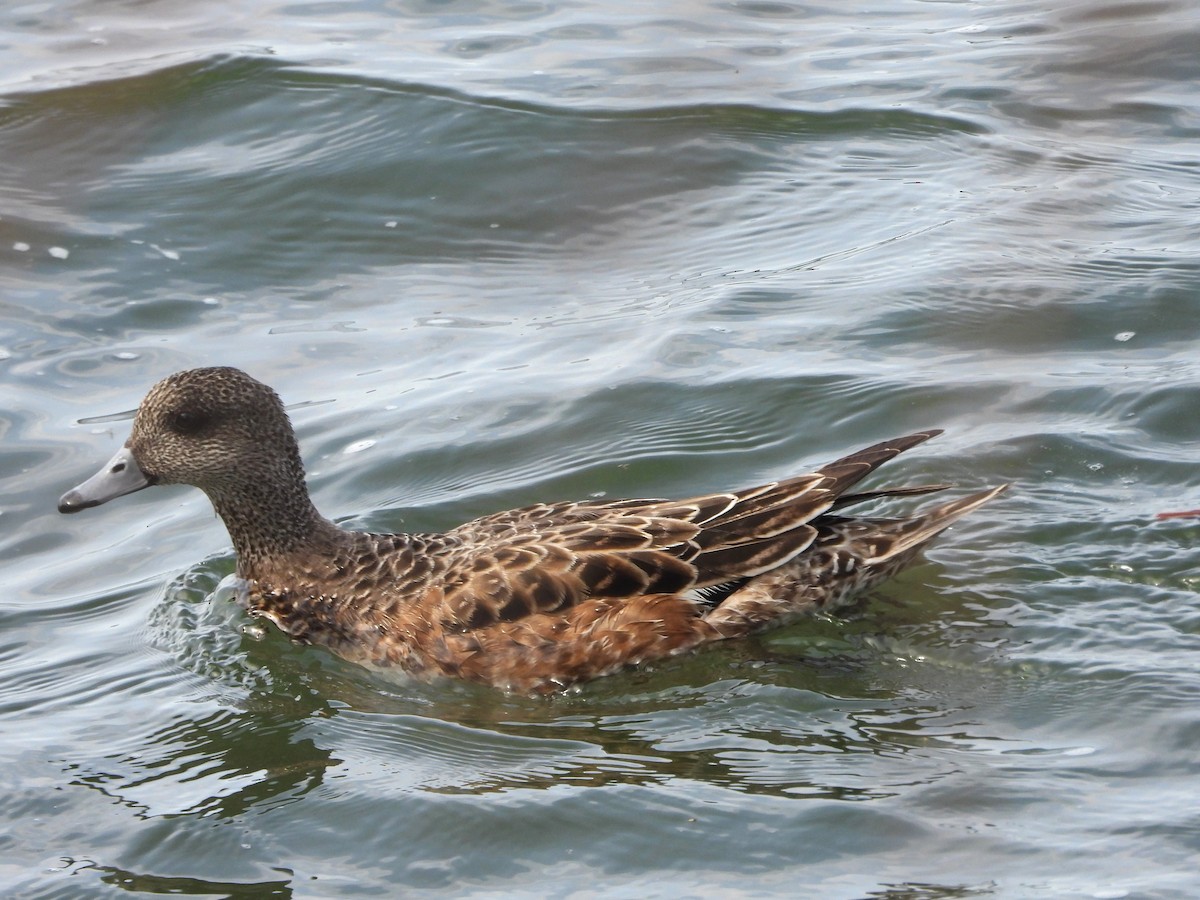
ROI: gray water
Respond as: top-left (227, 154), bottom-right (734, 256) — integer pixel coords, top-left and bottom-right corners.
top-left (3, 1), bottom-right (1199, 897)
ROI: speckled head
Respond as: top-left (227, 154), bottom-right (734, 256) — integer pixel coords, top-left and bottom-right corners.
top-left (58, 368), bottom-right (323, 563)
top-left (128, 367), bottom-right (300, 492)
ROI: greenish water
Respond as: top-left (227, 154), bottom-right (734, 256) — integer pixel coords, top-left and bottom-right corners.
top-left (3, 1), bottom-right (1200, 897)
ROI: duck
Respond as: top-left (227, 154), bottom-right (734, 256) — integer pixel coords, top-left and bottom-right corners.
top-left (59, 367), bottom-right (1007, 693)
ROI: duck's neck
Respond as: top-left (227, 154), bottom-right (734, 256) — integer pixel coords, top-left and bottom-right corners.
top-left (206, 476), bottom-right (347, 578)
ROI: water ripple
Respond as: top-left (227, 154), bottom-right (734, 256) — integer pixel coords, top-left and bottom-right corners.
top-left (4, 1), bottom-right (1200, 895)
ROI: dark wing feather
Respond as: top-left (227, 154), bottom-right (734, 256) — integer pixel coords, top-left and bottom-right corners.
top-left (435, 508), bottom-right (705, 630)
top-left (430, 430), bottom-right (943, 632)
top-left (683, 431), bottom-right (944, 580)
top-left (831, 483), bottom-right (951, 509)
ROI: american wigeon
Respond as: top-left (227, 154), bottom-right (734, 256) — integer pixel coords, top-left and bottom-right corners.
top-left (60, 367), bottom-right (1007, 693)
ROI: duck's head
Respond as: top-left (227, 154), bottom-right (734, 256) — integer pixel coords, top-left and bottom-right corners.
top-left (59, 367), bottom-right (305, 515)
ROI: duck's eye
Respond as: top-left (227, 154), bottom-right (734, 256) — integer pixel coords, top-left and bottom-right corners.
top-left (168, 410), bottom-right (210, 435)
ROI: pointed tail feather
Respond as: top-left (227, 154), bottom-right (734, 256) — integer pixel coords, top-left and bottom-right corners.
top-left (703, 482), bottom-right (1009, 638)
top-left (862, 483), bottom-right (1010, 564)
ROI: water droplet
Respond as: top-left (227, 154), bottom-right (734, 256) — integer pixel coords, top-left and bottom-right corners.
top-left (12, 242), bottom-right (29, 252)
top-left (1114, 331), bottom-right (1135, 342)
top-left (344, 439), bottom-right (376, 454)
top-left (48, 246), bottom-right (69, 259)
top-left (1088, 462), bottom-right (1103, 471)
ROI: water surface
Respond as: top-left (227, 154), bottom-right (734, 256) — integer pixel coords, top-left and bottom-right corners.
top-left (2, 1), bottom-right (1199, 897)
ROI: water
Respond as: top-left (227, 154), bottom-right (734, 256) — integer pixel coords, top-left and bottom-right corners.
top-left (3, 1), bottom-right (1199, 897)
